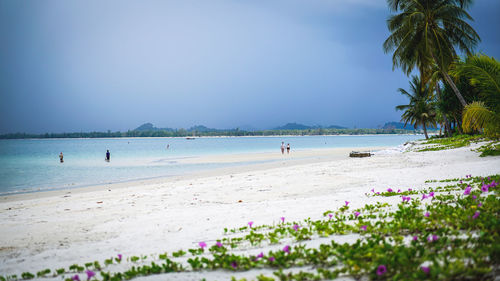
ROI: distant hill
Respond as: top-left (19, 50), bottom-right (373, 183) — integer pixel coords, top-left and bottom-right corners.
top-left (273, 123), bottom-right (346, 130)
top-left (187, 125), bottom-right (220, 132)
top-left (134, 123), bottom-right (174, 132)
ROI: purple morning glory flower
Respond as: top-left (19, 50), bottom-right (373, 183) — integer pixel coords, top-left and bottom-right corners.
top-left (421, 194), bottom-right (428, 200)
top-left (328, 213), bottom-right (333, 219)
top-left (360, 225), bottom-right (367, 231)
top-left (283, 245), bottom-right (290, 253)
top-left (231, 261), bottom-right (238, 269)
top-left (412, 235), bottom-right (418, 241)
top-left (248, 221), bottom-right (254, 228)
top-left (397, 189), bottom-right (401, 193)
top-left (280, 217), bottom-right (285, 223)
top-left (478, 203), bottom-right (483, 207)
top-left (117, 254), bottom-right (122, 261)
top-left (472, 211), bottom-right (480, 219)
top-left (354, 211), bottom-right (360, 218)
top-left (376, 265), bottom-right (387, 276)
top-left (216, 241), bottom-right (223, 248)
top-left (421, 266), bottom-right (430, 274)
top-left (429, 192), bottom-right (434, 197)
top-left (257, 252), bottom-right (264, 258)
top-left (472, 195), bottom-right (477, 200)
top-left (293, 224), bottom-right (300, 231)
top-left (424, 212), bottom-right (430, 217)
top-left (376, 192), bottom-right (380, 195)
top-left (345, 201), bottom-right (350, 206)
top-left (387, 188), bottom-right (393, 193)
top-left (459, 180), bottom-right (463, 184)
top-left (371, 188), bottom-right (375, 193)
top-left (269, 256), bottom-right (275, 262)
top-left (85, 270), bottom-right (95, 281)
top-left (464, 185), bottom-right (471, 195)
top-left (481, 185), bottom-right (489, 193)
top-left (199, 242), bottom-right (207, 249)
top-left (427, 235), bottom-right (438, 242)
top-left (408, 188), bottom-right (412, 191)
top-left (72, 275), bottom-right (80, 281)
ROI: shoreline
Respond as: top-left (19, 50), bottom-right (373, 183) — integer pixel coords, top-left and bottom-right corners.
top-left (0, 146), bottom-right (386, 202)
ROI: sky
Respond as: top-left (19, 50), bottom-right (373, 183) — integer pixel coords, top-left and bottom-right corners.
top-left (0, 0), bottom-right (499, 133)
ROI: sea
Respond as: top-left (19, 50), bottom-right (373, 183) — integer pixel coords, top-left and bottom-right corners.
top-left (0, 135), bottom-right (423, 195)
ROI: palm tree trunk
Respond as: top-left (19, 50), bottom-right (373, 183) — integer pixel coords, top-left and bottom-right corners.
top-left (442, 72), bottom-right (467, 107)
top-left (439, 123), bottom-right (443, 137)
top-left (430, 51), bottom-right (467, 107)
top-left (423, 123), bottom-right (428, 139)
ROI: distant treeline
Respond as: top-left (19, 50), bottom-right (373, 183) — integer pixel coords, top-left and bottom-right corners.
top-left (0, 128), bottom-right (426, 139)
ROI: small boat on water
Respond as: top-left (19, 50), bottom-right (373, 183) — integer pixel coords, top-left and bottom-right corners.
top-left (186, 137), bottom-right (195, 140)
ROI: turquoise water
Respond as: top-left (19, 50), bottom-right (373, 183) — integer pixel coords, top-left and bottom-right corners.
top-left (0, 135), bottom-right (422, 195)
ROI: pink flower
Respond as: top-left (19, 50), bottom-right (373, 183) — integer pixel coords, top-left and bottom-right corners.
top-left (117, 254), bottom-right (122, 261)
top-left (427, 235), bottom-right (438, 242)
top-left (408, 188), bottom-right (412, 191)
top-left (85, 270), bottom-right (95, 281)
top-left (402, 196), bottom-right (411, 202)
top-left (376, 265), bottom-right (387, 276)
top-left (478, 203), bottom-right (483, 207)
top-left (424, 212), bottom-right (430, 217)
top-left (376, 192), bottom-right (380, 195)
top-left (421, 266), bottom-right (430, 274)
top-left (198, 242), bottom-right (207, 249)
top-left (459, 180), bottom-right (463, 184)
top-left (421, 194), bottom-right (428, 200)
top-left (429, 192), bottom-right (434, 197)
top-left (283, 245), bottom-right (291, 253)
top-left (268, 256), bottom-right (275, 262)
top-left (472, 211), bottom-right (480, 219)
top-left (248, 221), bottom-right (253, 228)
top-left (387, 188), bottom-right (393, 193)
top-left (464, 185), bottom-right (471, 195)
top-left (371, 188), bottom-right (375, 193)
top-left (481, 185), bottom-right (489, 193)
top-left (397, 189), bottom-right (401, 193)
top-left (472, 195), bottom-right (477, 200)
top-left (257, 252), bottom-right (264, 259)
top-left (216, 241), bottom-right (223, 248)
top-left (345, 201), bottom-right (350, 206)
top-left (412, 235), bottom-right (418, 241)
top-left (354, 211), bottom-right (360, 218)
top-left (293, 224), bottom-right (300, 231)
top-left (231, 261), bottom-right (238, 269)
top-left (328, 213), bottom-right (333, 219)
top-left (72, 275), bottom-right (80, 281)
top-left (280, 217), bottom-right (285, 223)
top-left (360, 225), bottom-right (367, 231)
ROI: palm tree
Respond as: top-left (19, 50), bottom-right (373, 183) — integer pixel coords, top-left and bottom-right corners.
top-left (454, 55), bottom-right (500, 136)
top-left (383, 0), bottom-right (480, 107)
top-left (396, 76), bottom-right (437, 139)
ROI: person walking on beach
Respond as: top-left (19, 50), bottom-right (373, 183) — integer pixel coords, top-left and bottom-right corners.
top-left (105, 150), bottom-right (110, 162)
top-left (287, 143), bottom-right (290, 154)
top-left (59, 152), bottom-right (64, 163)
top-left (281, 142), bottom-right (285, 154)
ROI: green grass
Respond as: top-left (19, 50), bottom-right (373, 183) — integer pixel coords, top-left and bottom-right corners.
top-left (474, 142), bottom-right (500, 157)
top-left (415, 134), bottom-right (484, 152)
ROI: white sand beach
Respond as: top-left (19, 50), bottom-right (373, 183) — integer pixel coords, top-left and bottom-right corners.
top-left (1, 142), bottom-right (499, 280)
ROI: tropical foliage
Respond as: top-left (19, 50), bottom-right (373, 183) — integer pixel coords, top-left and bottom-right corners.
top-left (386, 1), bottom-right (500, 144)
top-left (396, 76), bottom-right (437, 139)
top-left (383, 0), bottom-right (480, 107)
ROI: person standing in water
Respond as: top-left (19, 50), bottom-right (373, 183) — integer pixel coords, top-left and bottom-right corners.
top-left (59, 152), bottom-right (64, 163)
top-left (105, 150), bottom-right (110, 162)
top-left (281, 142), bottom-right (285, 154)
top-left (287, 143), bottom-right (290, 154)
